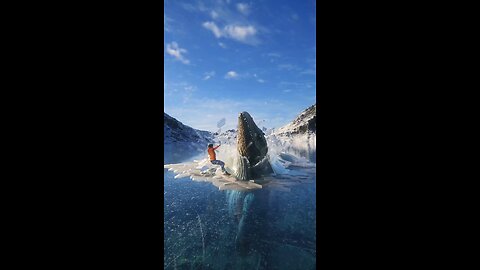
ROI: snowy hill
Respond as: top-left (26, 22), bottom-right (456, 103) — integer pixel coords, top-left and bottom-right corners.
top-left (164, 113), bottom-right (214, 163)
top-left (269, 104), bottom-right (316, 162)
top-left (164, 113), bottom-right (213, 143)
top-left (274, 104), bottom-right (316, 136)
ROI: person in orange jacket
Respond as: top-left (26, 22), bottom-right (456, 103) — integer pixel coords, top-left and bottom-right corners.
top-left (208, 143), bottom-right (229, 174)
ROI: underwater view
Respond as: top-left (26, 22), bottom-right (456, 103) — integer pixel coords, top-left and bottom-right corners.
top-left (164, 141), bottom-right (316, 270)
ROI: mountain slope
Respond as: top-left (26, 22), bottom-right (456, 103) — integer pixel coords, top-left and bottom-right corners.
top-left (164, 113), bottom-right (213, 163)
top-left (269, 104), bottom-right (316, 162)
top-left (274, 104), bottom-right (316, 136)
top-left (164, 113), bottom-right (213, 144)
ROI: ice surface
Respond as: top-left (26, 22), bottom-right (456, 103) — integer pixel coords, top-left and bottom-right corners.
top-left (165, 129), bottom-right (316, 192)
top-left (164, 108), bottom-right (316, 269)
top-left (164, 157), bottom-right (264, 191)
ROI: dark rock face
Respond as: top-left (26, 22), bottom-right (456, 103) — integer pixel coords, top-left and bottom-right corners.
top-left (297, 115), bottom-right (316, 134)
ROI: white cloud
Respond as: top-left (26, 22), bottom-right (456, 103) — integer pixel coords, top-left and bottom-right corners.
top-left (218, 42), bottom-right (227, 48)
top-left (224, 25), bottom-right (256, 42)
top-left (202, 21), bottom-right (223, 38)
top-left (186, 1), bottom-right (263, 45)
top-left (203, 71), bottom-right (216, 80)
top-left (165, 42), bottom-right (190, 64)
top-left (225, 71), bottom-right (239, 79)
top-left (202, 21), bottom-right (258, 45)
top-left (236, 3), bottom-right (250, 15)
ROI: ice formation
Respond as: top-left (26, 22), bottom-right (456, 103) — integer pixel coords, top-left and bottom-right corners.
top-left (164, 105), bottom-right (317, 191)
top-left (164, 134), bottom-right (316, 192)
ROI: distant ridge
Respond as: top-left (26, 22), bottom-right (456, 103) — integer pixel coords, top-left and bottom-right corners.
top-left (164, 113), bottom-right (213, 144)
top-left (164, 113), bottom-right (213, 163)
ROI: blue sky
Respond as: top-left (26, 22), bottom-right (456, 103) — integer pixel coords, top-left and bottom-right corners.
top-left (164, 0), bottom-right (316, 132)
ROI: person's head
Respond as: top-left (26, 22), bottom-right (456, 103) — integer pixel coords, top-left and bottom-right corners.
top-left (208, 144), bottom-right (213, 148)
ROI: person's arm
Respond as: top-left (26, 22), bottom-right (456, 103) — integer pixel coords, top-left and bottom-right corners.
top-left (213, 145), bottom-right (220, 150)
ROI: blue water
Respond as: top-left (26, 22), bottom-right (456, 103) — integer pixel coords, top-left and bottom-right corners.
top-left (164, 154), bottom-right (316, 270)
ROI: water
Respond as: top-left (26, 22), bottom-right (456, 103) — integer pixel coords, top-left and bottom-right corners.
top-left (164, 152), bottom-right (316, 270)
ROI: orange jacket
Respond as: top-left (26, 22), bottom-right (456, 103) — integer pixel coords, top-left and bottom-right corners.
top-left (208, 145), bottom-right (220, 160)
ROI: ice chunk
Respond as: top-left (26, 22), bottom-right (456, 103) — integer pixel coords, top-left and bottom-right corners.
top-left (217, 118), bottom-right (226, 128)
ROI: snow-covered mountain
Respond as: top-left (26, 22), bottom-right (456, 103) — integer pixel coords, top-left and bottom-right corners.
top-left (164, 113), bottom-right (213, 144)
top-left (164, 113), bottom-right (213, 163)
top-left (163, 104), bottom-right (317, 164)
top-left (274, 104), bottom-right (316, 136)
top-left (269, 104), bottom-right (316, 162)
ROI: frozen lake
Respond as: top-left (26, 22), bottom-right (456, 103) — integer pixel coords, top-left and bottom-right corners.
top-left (164, 152), bottom-right (316, 270)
